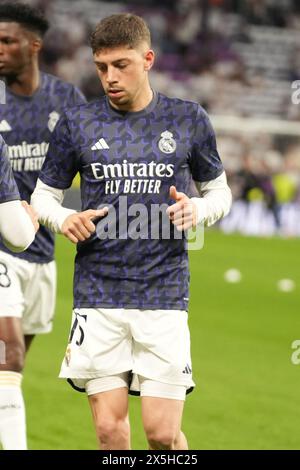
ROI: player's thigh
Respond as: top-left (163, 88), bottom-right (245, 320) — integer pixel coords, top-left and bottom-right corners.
top-left (141, 395), bottom-right (184, 437)
top-left (22, 261), bottom-right (56, 335)
top-left (88, 386), bottom-right (129, 425)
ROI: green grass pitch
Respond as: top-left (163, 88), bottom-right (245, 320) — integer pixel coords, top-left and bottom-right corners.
top-left (24, 231), bottom-right (300, 449)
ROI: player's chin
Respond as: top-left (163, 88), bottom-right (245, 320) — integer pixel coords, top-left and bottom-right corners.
top-left (0, 66), bottom-right (18, 77)
top-left (0, 64), bottom-right (10, 74)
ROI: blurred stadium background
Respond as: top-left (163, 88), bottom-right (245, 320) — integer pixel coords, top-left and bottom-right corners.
top-left (18, 0), bottom-right (300, 449)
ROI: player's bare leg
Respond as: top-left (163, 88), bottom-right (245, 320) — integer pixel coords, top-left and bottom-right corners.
top-left (141, 396), bottom-right (188, 450)
top-left (0, 317), bottom-right (25, 372)
top-left (0, 317), bottom-right (27, 449)
top-left (88, 387), bottom-right (131, 450)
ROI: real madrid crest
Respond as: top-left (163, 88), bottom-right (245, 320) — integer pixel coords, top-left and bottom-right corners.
top-left (158, 131), bottom-right (176, 154)
top-left (48, 111), bottom-right (60, 132)
top-left (65, 345), bottom-right (71, 366)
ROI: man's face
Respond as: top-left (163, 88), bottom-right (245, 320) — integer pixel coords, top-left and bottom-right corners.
top-left (0, 22), bottom-right (37, 76)
top-left (93, 43), bottom-right (154, 111)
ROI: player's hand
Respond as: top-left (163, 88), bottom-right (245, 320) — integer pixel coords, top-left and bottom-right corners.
top-left (166, 186), bottom-right (197, 231)
top-left (61, 208), bottom-right (108, 243)
top-left (21, 200), bottom-right (39, 233)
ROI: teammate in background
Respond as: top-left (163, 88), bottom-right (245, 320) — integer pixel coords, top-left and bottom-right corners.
top-left (0, 134), bottom-right (38, 251)
top-left (32, 14), bottom-right (232, 450)
top-left (0, 2), bottom-right (86, 450)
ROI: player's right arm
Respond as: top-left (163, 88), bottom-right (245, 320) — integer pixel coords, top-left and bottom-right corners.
top-left (30, 112), bottom-right (107, 243)
top-left (31, 179), bottom-right (107, 243)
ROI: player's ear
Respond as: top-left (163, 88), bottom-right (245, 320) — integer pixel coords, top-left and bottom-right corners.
top-left (144, 49), bottom-right (155, 71)
top-left (30, 38), bottom-right (42, 55)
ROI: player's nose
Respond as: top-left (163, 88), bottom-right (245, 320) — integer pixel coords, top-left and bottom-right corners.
top-left (106, 66), bottom-right (118, 84)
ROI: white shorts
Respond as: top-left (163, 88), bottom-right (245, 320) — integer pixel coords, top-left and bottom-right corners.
top-left (60, 308), bottom-right (195, 397)
top-left (0, 251), bottom-right (56, 335)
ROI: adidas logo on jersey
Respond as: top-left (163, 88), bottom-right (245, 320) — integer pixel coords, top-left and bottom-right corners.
top-left (91, 138), bottom-right (109, 150)
top-left (182, 364), bottom-right (192, 374)
top-left (0, 120), bottom-right (12, 132)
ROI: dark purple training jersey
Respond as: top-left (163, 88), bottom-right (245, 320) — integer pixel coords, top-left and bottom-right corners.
top-left (0, 134), bottom-right (20, 203)
top-left (40, 92), bottom-right (223, 310)
top-left (0, 72), bottom-right (86, 263)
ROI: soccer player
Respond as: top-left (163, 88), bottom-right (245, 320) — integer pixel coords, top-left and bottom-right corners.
top-left (0, 2), bottom-right (86, 450)
top-left (32, 14), bottom-right (232, 450)
top-left (0, 134), bottom-right (38, 251)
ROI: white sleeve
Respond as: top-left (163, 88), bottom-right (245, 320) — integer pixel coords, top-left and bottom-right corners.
top-left (191, 171), bottom-right (232, 227)
top-left (0, 200), bottom-right (35, 252)
top-left (31, 179), bottom-right (76, 233)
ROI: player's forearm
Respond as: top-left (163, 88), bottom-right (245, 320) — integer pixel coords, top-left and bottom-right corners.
top-left (192, 171), bottom-right (232, 227)
top-left (0, 200), bottom-right (36, 252)
top-left (31, 179), bottom-right (76, 233)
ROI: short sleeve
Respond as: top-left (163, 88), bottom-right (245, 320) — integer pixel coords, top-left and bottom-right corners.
top-left (189, 106), bottom-right (224, 183)
top-left (0, 136), bottom-right (20, 203)
top-left (39, 114), bottom-right (79, 190)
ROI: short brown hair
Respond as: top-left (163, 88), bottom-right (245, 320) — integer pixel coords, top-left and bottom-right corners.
top-left (90, 13), bottom-right (151, 53)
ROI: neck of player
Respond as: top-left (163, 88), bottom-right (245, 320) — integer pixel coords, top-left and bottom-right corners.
top-left (6, 62), bottom-right (40, 96)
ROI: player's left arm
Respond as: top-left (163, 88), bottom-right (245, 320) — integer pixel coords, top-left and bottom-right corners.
top-left (167, 171), bottom-right (232, 231)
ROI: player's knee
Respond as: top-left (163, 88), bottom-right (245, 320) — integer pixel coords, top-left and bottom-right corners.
top-left (0, 340), bottom-right (25, 372)
top-left (146, 428), bottom-right (177, 450)
top-left (96, 418), bottom-right (130, 448)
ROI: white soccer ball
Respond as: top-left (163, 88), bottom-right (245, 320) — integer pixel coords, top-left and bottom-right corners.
top-left (224, 268), bottom-right (242, 283)
top-left (277, 279), bottom-right (295, 292)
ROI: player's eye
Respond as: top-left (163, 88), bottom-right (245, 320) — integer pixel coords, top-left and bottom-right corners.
top-left (1, 38), bottom-right (14, 45)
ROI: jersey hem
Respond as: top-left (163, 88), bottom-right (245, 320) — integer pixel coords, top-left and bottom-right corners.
top-left (0, 246), bottom-right (54, 264)
top-left (0, 195), bottom-right (20, 204)
top-left (73, 302), bottom-right (189, 311)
